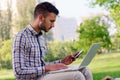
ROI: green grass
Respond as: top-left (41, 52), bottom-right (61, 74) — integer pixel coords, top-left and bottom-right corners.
top-left (0, 53), bottom-right (120, 80)
top-left (71, 53), bottom-right (120, 80)
top-left (90, 53), bottom-right (120, 80)
top-left (0, 69), bottom-right (15, 80)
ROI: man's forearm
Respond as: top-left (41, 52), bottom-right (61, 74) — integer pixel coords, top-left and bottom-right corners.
top-left (14, 66), bottom-right (45, 79)
top-left (45, 60), bottom-right (61, 65)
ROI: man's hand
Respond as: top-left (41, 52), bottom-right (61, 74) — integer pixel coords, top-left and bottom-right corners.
top-left (45, 63), bottom-right (68, 72)
top-left (61, 51), bottom-right (80, 65)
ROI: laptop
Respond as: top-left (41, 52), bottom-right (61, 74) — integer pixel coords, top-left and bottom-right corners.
top-left (48, 42), bottom-right (102, 74)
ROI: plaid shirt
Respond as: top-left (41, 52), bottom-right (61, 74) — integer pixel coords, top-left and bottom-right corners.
top-left (12, 25), bottom-right (61, 80)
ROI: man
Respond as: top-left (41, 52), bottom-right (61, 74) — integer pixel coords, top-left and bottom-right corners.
top-left (12, 2), bottom-right (93, 80)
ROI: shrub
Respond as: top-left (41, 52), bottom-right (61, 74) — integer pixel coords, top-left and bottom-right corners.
top-left (45, 41), bottom-right (75, 62)
top-left (0, 40), bottom-right (12, 69)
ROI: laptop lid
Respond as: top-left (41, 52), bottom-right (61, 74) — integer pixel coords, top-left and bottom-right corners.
top-left (79, 42), bottom-right (102, 68)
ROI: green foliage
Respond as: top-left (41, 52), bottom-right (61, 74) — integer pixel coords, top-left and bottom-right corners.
top-left (45, 41), bottom-right (75, 62)
top-left (92, 0), bottom-right (120, 52)
top-left (92, 0), bottom-right (120, 27)
top-left (15, 0), bottom-right (35, 30)
top-left (72, 40), bottom-right (92, 56)
top-left (0, 40), bottom-right (12, 69)
top-left (77, 17), bottom-right (112, 54)
top-left (0, 1), bottom-right (12, 42)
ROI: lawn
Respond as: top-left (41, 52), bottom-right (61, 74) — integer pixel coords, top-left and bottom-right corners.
top-left (90, 53), bottom-right (120, 80)
top-left (0, 53), bottom-right (120, 80)
top-left (0, 69), bottom-right (15, 80)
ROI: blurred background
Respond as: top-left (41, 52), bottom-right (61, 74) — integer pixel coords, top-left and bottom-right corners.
top-left (0, 0), bottom-right (120, 80)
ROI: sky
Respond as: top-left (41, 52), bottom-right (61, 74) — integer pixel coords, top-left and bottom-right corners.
top-left (1, 0), bottom-right (109, 19)
top-left (41, 0), bottom-right (109, 19)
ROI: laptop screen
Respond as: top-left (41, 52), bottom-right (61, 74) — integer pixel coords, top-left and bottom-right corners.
top-left (79, 42), bottom-right (102, 68)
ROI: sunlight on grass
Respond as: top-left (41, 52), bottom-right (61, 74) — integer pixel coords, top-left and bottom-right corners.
top-left (89, 53), bottom-right (120, 80)
top-left (89, 53), bottom-right (120, 73)
top-left (0, 69), bottom-right (15, 80)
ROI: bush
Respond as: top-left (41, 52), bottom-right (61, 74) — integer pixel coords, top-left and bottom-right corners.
top-left (0, 40), bottom-right (12, 69)
top-left (45, 41), bottom-right (75, 62)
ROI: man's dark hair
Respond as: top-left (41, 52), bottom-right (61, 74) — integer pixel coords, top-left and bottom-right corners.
top-left (34, 2), bottom-right (59, 18)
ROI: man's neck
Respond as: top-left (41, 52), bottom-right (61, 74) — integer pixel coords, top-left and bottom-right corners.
top-left (30, 22), bottom-right (41, 33)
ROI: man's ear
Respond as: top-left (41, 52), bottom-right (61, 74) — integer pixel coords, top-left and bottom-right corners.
top-left (38, 14), bottom-right (44, 22)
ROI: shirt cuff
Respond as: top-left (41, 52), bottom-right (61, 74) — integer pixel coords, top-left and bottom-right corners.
top-left (37, 66), bottom-right (45, 76)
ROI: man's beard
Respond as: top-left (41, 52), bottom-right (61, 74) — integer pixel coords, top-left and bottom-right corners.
top-left (39, 24), bottom-right (47, 32)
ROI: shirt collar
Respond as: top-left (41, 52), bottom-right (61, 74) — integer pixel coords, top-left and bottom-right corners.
top-left (27, 24), bottom-right (42, 36)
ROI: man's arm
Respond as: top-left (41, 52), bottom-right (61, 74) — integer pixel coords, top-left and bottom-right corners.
top-left (45, 60), bottom-right (61, 65)
top-left (45, 63), bottom-right (68, 72)
top-left (45, 53), bottom-right (75, 66)
top-left (12, 33), bottom-right (45, 79)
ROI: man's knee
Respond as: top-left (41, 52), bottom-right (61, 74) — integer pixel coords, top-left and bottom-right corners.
top-left (79, 67), bottom-right (93, 80)
top-left (80, 66), bottom-right (91, 73)
top-left (74, 71), bottom-right (86, 80)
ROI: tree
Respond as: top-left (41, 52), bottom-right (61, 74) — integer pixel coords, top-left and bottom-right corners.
top-left (15, 0), bottom-right (35, 30)
top-left (76, 17), bottom-right (112, 54)
top-left (92, 0), bottom-right (120, 26)
top-left (92, 0), bottom-right (120, 51)
top-left (0, 1), bottom-right (12, 42)
top-left (45, 41), bottom-right (74, 61)
top-left (0, 40), bottom-right (12, 69)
